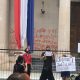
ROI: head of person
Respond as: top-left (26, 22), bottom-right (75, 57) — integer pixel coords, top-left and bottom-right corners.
top-left (62, 55), bottom-right (67, 57)
top-left (7, 73), bottom-right (30, 80)
top-left (16, 56), bottom-right (24, 64)
top-left (25, 46), bottom-right (30, 53)
top-left (46, 46), bottom-right (51, 51)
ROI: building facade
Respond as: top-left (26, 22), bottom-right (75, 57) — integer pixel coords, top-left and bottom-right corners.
top-left (0, 0), bottom-right (80, 70)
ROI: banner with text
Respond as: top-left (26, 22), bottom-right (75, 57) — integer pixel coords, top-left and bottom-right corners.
top-left (56, 57), bottom-right (76, 72)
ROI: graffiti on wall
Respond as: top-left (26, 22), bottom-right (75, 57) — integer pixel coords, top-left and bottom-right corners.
top-left (9, 28), bottom-right (18, 49)
top-left (9, 27), bottom-right (58, 50)
top-left (34, 27), bottom-right (58, 50)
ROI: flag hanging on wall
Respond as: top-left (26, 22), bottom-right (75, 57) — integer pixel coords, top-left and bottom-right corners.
top-left (14, 0), bottom-right (34, 50)
top-left (27, 0), bottom-right (34, 51)
top-left (14, 0), bottom-right (21, 48)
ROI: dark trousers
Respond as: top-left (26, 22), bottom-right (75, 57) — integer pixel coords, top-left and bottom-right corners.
top-left (40, 68), bottom-right (55, 80)
top-left (27, 64), bottom-right (31, 76)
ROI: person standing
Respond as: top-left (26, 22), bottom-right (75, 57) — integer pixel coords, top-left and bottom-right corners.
top-left (61, 71), bottom-right (70, 80)
top-left (61, 55), bottom-right (70, 80)
top-left (23, 48), bottom-right (32, 76)
top-left (39, 46), bottom-right (55, 80)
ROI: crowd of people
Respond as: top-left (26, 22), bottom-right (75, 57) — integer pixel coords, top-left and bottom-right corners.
top-left (7, 46), bottom-right (80, 80)
top-left (7, 47), bottom-right (32, 80)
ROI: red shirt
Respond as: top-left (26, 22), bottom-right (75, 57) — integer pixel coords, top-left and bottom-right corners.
top-left (23, 53), bottom-right (32, 64)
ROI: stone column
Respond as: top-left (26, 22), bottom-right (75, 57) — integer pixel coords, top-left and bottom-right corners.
top-left (0, 0), bottom-right (9, 70)
top-left (58, 0), bottom-right (71, 56)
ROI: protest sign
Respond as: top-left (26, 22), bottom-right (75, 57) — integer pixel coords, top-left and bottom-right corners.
top-left (56, 57), bottom-right (76, 72)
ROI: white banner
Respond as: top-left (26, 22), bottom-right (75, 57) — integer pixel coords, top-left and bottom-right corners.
top-left (56, 57), bottom-right (76, 72)
top-left (78, 43), bottom-right (80, 53)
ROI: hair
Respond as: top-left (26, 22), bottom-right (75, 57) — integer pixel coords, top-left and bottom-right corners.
top-left (25, 48), bottom-right (29, 53)
top-left (7, 73), bottom-right (30, 80)
top-left (62, 55), bottom-right (67, 57)
top-left (24, 48), bottom-right (31, 54)
top-left (46, 46), bottom-right (51, 51)
top-left (16, 56), bottom-right (24, 64)
top-left (13, 56), bottom-right (25, 73)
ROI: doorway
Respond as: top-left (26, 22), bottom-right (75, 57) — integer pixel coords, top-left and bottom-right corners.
top-left (70, 2), bottom-right (80, 55)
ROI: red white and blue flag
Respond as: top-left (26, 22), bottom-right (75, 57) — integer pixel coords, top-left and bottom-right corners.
top-left (14, 0), bottom-right (34, 51)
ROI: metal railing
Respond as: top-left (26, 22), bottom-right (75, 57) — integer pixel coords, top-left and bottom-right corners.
top-left (0, 49), bottom-right (80, 80)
